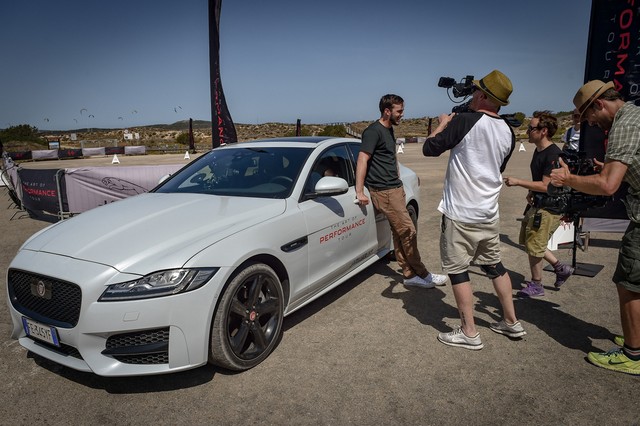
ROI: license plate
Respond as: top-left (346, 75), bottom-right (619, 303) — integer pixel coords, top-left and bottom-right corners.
top-left (22, 317), bottom-right (60, 347)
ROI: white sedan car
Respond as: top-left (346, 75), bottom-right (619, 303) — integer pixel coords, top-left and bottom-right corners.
top-left (6, 136), bottom-right (420, 376)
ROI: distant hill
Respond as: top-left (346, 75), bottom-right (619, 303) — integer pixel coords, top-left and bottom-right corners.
top-left (3, 112), bottom-right (575, 152)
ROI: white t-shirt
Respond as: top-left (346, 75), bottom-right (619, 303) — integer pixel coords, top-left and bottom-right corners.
top-left (562, 127), bottom-right (580, 151)
top-left (423, 112), bottom-right (515, 223)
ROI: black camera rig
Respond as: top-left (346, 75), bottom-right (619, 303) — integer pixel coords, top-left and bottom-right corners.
top-left (541, 151), bottom-right (611, 218)
top-left (437, 74), bottom-right (522, 127)
top-left (438, 75), bottom-right (475, 113)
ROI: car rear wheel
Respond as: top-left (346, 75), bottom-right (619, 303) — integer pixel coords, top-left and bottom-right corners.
top-left (209, 263), bottom-right (284, 371)
top-left (407, 203), bottom-right (418, 231)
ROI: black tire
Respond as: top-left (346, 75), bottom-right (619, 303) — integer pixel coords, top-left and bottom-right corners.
top-left (209, 263), bottom-right (284, 371)
top-left (407, 203), bottom-right (418, 231)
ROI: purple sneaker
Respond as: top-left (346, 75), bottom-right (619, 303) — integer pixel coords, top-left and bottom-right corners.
top-left (553, 263), bottom-right (575, 288)
top-left (517, 281), bottom-right (544, 298)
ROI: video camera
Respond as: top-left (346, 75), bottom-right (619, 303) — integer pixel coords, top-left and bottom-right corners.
top-left (540, 151), bottom-right (611, 218)
top-left (437, 74), bottom-right (522, 127)
top-left (438, 75), bottom-right (475, 113)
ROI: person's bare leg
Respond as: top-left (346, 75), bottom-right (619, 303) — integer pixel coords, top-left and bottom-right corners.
top-left (543, 250), bottom-right (558, 267)
top-left (528, 255), bottom-right (543, 282)
top-left (451, 281), bottom-right (477, 336)
top-left (492, 273), bottom-right (517, 324)
top-left (618, 285), bottom-right (640, 349)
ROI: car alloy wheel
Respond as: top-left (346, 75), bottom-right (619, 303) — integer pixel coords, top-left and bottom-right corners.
top-left (209, 262), bottom-right (284, 371)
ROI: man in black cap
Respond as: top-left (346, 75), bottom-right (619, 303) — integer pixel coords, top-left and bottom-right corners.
top-left (551, 80), bottom-right (640, 375)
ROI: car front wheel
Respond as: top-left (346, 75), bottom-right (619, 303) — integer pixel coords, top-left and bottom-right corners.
top-left (209, 262), bottom-right (284, 371)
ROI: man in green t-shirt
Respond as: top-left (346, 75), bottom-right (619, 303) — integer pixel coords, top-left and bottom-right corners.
top-left (552, 80), bottom-right (640, 375)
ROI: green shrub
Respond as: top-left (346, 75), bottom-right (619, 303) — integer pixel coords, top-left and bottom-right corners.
top-left (319, 124), bottom-right (346, 137)
top-left (285, 126), bottom-right (312, 137)
top-left (0, 124), bottom-right (45, 144)
top-left (176, 132), bottom-right (190, 145)
top-left (513, 112), bottom-right (526, 123)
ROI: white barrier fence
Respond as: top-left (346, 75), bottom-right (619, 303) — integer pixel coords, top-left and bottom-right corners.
top-left (2, 153), bottom-right (182, 221)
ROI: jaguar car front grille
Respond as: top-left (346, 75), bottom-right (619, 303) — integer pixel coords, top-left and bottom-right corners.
top-left (8, 269), bottom-right (82, 328)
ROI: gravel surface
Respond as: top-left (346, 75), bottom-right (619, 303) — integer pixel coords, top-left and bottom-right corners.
top-left (1, 143), bottom-right (638, 425)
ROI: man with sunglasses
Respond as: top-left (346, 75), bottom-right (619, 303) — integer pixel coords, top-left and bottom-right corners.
top-left (504, 111), bottom-right (574, 298)
top-left (423, 70), bottom-right (526, 350)
top-left (551, 80), bottom-right (640, 375)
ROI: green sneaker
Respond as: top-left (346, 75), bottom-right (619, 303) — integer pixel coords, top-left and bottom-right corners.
top-left (613, 335), bottom-right (625, 346)
top-left (587, 348), bottom-right (640, 375)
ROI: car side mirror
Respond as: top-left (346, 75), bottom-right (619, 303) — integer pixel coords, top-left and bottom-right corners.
top-left (314, 176), bottom-right (348, 195)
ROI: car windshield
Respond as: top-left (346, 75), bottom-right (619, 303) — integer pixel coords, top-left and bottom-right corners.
top-left (155, 146), bottom-right (312, 198)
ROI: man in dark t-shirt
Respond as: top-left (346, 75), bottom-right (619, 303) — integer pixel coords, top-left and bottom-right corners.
top-left (504, 110), bottom-right (574, 297)
top-left (355, 94), bottom-right (446, 289)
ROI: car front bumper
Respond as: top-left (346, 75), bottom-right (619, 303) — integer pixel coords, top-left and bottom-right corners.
top-left (7, 250), bottom-right (226, 376)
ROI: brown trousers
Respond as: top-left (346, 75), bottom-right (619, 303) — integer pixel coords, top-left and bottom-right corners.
top-left (370, 186), bottom-right (428, 279)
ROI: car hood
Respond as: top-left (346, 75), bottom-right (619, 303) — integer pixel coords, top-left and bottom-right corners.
top-left (20, 193), bottom-right (286, 273)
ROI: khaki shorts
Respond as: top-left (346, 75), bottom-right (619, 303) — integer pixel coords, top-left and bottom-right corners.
top-left (519, 207), bottom-right (561, 258)
top-left (440, 215), bottom-right (501, 275)
top-left (613, 221), bottom-right (640, 293)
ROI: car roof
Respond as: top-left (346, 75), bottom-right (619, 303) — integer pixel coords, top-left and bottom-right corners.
top-left (218, 136), bottom-right (361, 149)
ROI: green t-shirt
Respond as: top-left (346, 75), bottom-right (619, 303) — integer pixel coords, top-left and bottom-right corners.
top-left (361, 121), bottom-right (402, 189)
top-left (607, 102), bottom-right (640, 222)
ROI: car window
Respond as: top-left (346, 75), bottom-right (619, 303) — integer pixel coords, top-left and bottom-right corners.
top-left (155, 147), bottom-right (312, 198)
top-left (347, 142), bottom-right (360, 172)
top-left (304, 145), bottom-right (354, 194)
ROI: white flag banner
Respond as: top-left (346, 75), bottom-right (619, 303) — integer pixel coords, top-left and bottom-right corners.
top-left (64, 164), bottom-right (182, 214)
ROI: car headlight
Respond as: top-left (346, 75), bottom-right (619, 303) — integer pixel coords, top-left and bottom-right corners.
top-left (99, 268), bottom-right (218, 301)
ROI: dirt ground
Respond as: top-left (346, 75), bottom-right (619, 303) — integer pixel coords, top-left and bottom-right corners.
top-left (1, 143), bottom-right (638, 425)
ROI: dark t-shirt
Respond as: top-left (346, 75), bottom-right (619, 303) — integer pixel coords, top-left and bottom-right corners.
top-left (360, 121), bottom-right (402, 189)
top-left (531, 143), bottom-right (561, 196)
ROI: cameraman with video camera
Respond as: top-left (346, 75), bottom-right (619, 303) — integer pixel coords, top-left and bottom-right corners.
top-left (423, 70), bottom-right (526, 350)
top-left (551, 80), bottom-right (640, 375)
top-left (504, 110), bottom-right (574, 298)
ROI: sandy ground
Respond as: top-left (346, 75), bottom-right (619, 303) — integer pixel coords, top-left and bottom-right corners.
top-left (1, 143), bottom-right (638, 425)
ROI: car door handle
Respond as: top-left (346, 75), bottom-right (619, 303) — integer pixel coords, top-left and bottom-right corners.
top-left (281, 236), bottom-right (308, 253)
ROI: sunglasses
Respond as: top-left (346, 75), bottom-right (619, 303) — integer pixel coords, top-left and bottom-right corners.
top-left (527, 125), bottom-right (543, 132)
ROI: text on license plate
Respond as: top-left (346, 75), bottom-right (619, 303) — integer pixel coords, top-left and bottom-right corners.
top-left (22, 317), bottom-right (60, 347)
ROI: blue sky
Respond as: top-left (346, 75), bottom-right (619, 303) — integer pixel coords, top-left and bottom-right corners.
top-left (1, 0), bottom-right (592, 131)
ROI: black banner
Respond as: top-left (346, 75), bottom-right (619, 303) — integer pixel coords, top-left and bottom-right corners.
top-left (585, 0), bottom-right (640, 100)
top-left (189, 118), bottom-right (196, 152)
top-left (105, 146), bottom-right (125, 155)
top-left (581, 0), bottom-right (639, 220)
top-left (209, 0), bottom-right (237, 148)
top-left (8, 151), bottom-right (32, 161)
top-left (17, 168), bottom-right (65, 222)
top-left (58, 148), bottom-right (83, 159)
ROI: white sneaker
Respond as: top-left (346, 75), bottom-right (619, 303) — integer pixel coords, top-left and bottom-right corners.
top-left (489, 320), bottom-right (526, 338)
top-left (437, 327), bottom-right (484, 350)
top-left (403, 275), bottom-right (435, 289)
top-left (425, 272), bottom-right (448, 286)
